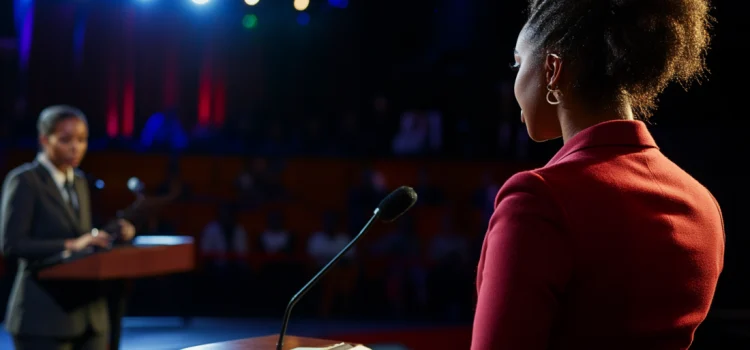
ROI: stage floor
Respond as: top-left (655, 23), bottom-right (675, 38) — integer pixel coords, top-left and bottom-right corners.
top-left (0, 317), bottom-right (422, 350)
top-left (1, 314), bottom-right (744, 349)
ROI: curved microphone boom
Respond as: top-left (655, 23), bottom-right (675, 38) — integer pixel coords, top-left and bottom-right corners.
top-left (276, 186), bottom-right (418, 350)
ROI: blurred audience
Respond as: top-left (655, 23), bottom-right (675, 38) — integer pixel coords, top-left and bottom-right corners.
top-left (307, 212), bottom-right (355, 266)
top-left (348, 168), bottom-right (388, 211)
top-left (258, 211), bottom-right (293, 254)
top-left (362, 94), bottom-right (397, 156)
top-left (199, 202), bottom-right (249, 272)
top-left (392, 109), bottom-right (443, 156)
top-left (371, 216), bottom-right (428, 317)
top-left (0, 95), bottom-right (537, 322)
top-left (307, 212), bottom-right (358, 318)
top-left (392, 111), bottom-right (429, 155)
top-left (414, 168), bottom-right (444, 206)
top-left (156, 159), bottom-right (191, 201)
top-left (472, 172), bottom-right (500, 224)
top-left (235, 157), bottom-right (287, 207)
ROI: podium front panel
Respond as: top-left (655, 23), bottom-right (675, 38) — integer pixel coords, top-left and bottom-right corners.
top-left (39, 239), bottom-right (195, 280)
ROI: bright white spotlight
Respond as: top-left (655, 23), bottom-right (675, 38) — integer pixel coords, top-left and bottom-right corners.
top-left (245, 0), bottom-right (260, 5)
top-left (293, 0), bottom-right (309, 11)
top-left (192, 0), bottom-right (210, 4)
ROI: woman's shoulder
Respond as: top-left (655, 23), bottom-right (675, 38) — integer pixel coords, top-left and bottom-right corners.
top-left (498, 170), bottom-right (552, 196)
top-left (3, 162), bottom-right (42, 189)
top-left (495, 170), bottom-right (561, 213)
top-left (5, 162), bottom-right (39, 180)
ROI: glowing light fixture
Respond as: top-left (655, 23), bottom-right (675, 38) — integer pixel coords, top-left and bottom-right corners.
top-left (293, 0), bottom-right (309, 11)
top-left (242, 14), bottom-right (259, 29)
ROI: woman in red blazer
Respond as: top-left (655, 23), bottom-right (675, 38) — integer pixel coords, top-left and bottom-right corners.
top-left (471, 1), bottom-right (723, 349)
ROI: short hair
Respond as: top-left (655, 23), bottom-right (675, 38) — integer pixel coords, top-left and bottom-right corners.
top-left (37, 105), bottom-right (88, 137)
top-left (525, 0), bottom-right (713, 118)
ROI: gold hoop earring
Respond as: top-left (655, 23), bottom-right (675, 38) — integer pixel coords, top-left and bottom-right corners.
top-left (546, 85), bottom-right (561, 105)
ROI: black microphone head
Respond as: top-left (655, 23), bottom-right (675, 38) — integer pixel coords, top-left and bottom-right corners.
top-left (127, 177), bottom-right (144, 193)
top-left (376, 186), bottom-right (418, 223)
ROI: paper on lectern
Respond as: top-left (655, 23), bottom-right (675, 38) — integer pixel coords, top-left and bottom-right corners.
top-left (292, 343), bottom-right (371, 350)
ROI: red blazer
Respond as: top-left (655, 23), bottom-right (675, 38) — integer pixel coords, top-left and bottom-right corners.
top-left (472, 120), bottom-right (724, 350)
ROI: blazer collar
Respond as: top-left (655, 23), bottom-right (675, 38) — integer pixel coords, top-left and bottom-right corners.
top-left (33, 161), bottom-right (83, 231)
top-left (547, 120), bottom-right (658, 166)
top-left (36, 152), bottom-right (75, 188)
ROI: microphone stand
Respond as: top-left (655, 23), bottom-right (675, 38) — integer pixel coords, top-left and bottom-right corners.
top-left (276, 208), bottom-right (381, 350)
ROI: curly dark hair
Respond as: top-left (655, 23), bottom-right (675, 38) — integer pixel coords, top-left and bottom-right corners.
top-left (525, 0), bottom-right (713, 118)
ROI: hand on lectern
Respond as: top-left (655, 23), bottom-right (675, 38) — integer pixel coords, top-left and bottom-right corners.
top-left (109, 219), bottom-right (136, 241)
top-left (65, 229), bottom-right (111, 252)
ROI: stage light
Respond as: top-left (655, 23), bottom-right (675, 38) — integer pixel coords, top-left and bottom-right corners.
top-left (293, 0), bottom-right (309, 11)
top-left (328, 0), bottom-right (348, 8)
top-left (245, 0), bottom-right (259, 5)
top-left (242, 14), bottom-right (258, 29)
top-left (297, 12), bottom-right (310, 26)
top-left (192, 0), bottom-right (210, 5)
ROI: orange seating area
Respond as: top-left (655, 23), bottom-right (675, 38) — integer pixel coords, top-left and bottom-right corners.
top-left (0, 150), bottom-right (538, 272)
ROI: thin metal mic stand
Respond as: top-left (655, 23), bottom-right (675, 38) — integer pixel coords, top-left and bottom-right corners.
top-left (276, 208), bottom-right (381, 350)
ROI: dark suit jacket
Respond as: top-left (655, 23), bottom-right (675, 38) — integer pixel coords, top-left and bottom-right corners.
top-left (472, 120), bottom-right (724, 350)
top-left (0, 161), bottom-right (109, 338)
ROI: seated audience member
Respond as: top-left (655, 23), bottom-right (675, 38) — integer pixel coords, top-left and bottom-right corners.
top-left (258, 211), bottom-right (292, 254)
top-left (156, 159), bottom-right (191, 201)
top-left (307, 212), bottom-right (358, 317)
top-left (256, 211), bottom-right (303, 311)
top-left (307, 212), bottom-right (355, 266)
top-left (392, 111), bottom-right (429, 155)
top-left (199, 203), bottom-right (249, 270)
top-left (371, 216), bottom-right (427, 316)
top-left (235, 159), bottom-right (263, 208)
top-left (347, 168), bottom-right (388, 227)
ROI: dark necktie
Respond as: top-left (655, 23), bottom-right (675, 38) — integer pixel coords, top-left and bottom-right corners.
top-left (64, 179), bottom-right (80, 217)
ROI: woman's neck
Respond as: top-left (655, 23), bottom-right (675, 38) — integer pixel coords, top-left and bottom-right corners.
top-left (46, 155), bottom-right (71, 173)
top-left (559, 101), bottom-right (634, 143)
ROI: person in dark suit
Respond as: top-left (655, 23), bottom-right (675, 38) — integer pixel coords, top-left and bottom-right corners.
top-left (471, 1), bottom-right (723, 350)
top-left (0, 105), bottom-right (135, 350)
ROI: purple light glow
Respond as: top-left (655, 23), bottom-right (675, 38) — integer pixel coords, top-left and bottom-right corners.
top-left (17, 0), bottom-right (34, 72)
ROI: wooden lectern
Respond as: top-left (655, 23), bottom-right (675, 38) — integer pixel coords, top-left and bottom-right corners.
top-left (181, 334), bottom-right (361, 350)
top-left (38, 235), bottom-right (195, 280)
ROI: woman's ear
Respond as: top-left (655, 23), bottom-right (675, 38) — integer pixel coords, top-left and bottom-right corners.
top-left (545, 53), bottom-right (563, 88)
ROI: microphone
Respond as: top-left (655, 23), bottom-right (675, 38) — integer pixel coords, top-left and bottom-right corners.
top-left (127, 177), bottom-right (145, 193)
top-left (276, 186), bottom-right (418, 350)
top-left (105, 177), bottom-right (149, 243)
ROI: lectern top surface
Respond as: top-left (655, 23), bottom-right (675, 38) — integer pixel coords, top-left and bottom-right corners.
top-left (133, 235), bottom-right (194, 246)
